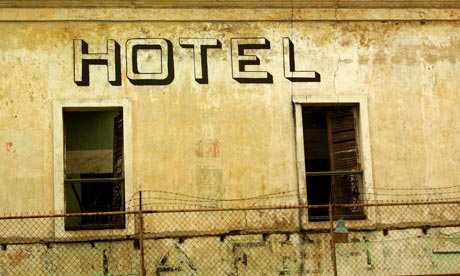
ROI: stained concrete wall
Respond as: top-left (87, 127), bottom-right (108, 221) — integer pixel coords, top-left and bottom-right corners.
top-left (1, 229), bottom-right (460, 275)
top-left (0, 4), bottom-right (459, 241)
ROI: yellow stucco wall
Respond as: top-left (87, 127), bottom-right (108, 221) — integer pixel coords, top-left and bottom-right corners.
top-left (0, 7), bottom-right (459, 225)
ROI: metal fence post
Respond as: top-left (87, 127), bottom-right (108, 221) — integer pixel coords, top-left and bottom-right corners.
top-left (139, 191), bottom-right (146, 276)
top-left (329, 203), bottom-right (338, 276)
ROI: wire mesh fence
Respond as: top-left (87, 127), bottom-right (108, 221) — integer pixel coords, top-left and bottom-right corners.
top-left (0, 194), bottom-right (460, 275)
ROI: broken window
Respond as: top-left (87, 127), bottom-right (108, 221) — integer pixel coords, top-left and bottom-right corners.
top-left (63, 109), bottom-right (125, 230)
top-left (302, 105), bottom-right (364, 221)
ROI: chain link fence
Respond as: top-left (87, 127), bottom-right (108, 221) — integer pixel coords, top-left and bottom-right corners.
top-left (0, 193), bottom-right (460, 275)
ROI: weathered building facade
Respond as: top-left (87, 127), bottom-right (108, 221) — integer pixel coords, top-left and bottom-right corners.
top-left (0, 0), bottom-right (460, 275)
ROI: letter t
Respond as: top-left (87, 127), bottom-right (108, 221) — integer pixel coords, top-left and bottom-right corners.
top-left (179, 38), bottom-right (222, 84)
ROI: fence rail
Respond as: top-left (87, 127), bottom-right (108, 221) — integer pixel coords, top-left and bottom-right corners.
top-left (1, 195), bottom-right (460, 275)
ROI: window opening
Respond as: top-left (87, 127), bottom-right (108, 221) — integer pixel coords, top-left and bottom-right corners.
top-left (303, 105), bottom-right (364, 221)
top-left (63, 109), bottom-right (125, 230)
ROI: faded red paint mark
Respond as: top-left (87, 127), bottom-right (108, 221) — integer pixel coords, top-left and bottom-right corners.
top-left (195, 139), bottom-right (221, 158)
top-left (8, 249), bottom-right (30, 267)
top-left (5, 142), bottom-right (15, 153)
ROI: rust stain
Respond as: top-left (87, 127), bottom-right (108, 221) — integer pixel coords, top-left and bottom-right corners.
top-left (5, 142), bottom-right (15, 153)
top-left (8, 249), bottom-right (30, 267)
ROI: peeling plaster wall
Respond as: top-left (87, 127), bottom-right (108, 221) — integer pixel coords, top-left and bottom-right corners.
top-left (0, 8), bottom-right (460, 273)
top-left (1, 230), bottom-right (460, 275)
top-left (1, 19), bottom-right (459, 213)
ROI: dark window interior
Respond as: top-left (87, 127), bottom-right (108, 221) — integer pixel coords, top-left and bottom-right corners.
top-left (303, 106), bottom-right (364, 221)
top-left (80, 173), bottom-right (115, 225)
top-left (303, 107), bottom-right (331, 218)
top-left (64, 109), bottom-right (125, 230)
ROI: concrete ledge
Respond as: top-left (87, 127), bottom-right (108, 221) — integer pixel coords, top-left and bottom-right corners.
top-left (0, 8), bottom-right (460, 21)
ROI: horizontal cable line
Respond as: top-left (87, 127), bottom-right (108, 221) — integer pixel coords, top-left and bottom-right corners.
top-left (362, 184), bottom-right (460, 191)
top-left (359, 196), bottom-right (460, 202)
top-left (132, 189), bottom-right (460, 203)
top-left (131, 202), bottom-right (223, 209)
top-left (137, 189), bottom-right (302, 202)
top-left (360, 190), bottom-right (460, 196)
top-left (135, 194), bottom-right (297, 203)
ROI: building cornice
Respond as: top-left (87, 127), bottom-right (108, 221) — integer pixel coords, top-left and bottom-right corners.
top-left (1, 0), bottom-right (460, 9)
top-left (0, 1), bottom-right (460, 21)
top-left (1, 8), bottom-right (460, 21)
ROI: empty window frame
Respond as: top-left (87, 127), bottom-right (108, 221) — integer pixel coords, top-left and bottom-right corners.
top-left (63, 108), bottom-right (125, 230)
top-left (302, 105), bottom-right (364, 221)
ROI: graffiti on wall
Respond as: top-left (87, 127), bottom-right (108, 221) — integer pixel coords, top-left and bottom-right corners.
top-left (73, 38), bottom-right (320, 86)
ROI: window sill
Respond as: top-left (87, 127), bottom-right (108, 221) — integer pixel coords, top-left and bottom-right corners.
top-left (65, 223), bottom-right (126, 231)
top-left (308, 214), bottom-right (366, 222)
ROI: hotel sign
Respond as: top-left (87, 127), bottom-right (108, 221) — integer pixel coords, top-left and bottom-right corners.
top-left (74, 37), bottom-right (320, 86)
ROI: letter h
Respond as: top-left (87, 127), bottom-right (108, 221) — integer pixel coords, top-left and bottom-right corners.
top-left (73, 39), bottom-right (121, 86)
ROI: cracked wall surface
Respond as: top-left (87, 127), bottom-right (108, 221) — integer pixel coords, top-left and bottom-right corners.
top-left (0, 18), bottom-right (458, 217)
top-left (1, 229), bottom-right (460, 275)
top-left (0, 5), bottom-right (459, 275)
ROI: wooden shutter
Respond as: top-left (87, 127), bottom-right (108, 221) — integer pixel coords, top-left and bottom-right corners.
top-left (113, 111), bottom-right (124, 179)
top-left (327, 106), bottom-right (363, 216)
top-left (328, 107), bottom-right (359, 171)
top-left (110, 111), bottom-right (124, 224)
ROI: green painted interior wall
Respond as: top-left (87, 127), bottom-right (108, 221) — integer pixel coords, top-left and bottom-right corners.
top-left (64, 110), bottom-right (119, 151)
